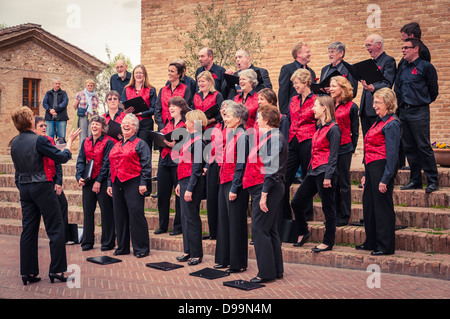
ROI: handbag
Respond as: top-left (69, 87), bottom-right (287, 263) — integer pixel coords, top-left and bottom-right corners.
top-left (77, 107), bottom-right (86, 117)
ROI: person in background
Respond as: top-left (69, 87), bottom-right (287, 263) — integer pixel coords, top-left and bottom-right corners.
top-left (195, 47), bottom-right (226, 95)
top-left (233, 68), bottom-right (259, 129)
top-left (110, 59), bottom-right (131, 101)
top-left (73, 79), bottom-right (99, 149)
top-left (103, 90), bottom-right (126, 144)
top-left (42, 78), bottom-right (69, 142)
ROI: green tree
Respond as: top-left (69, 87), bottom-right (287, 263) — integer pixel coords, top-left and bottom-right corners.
top-left (177, 1), bottom-right (265, 76)
top-left (95, 45), bottom-right (134, 114)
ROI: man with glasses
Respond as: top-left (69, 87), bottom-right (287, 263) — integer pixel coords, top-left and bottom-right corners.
top-left (395, 38), bottom-right (439, 193)
top-left (110, 59), bottom-right (131, 101)
top-left (359, 34), bottom-right (396, 136)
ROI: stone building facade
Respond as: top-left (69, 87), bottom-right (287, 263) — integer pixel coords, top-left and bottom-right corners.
top-left (141, 0), bottom-right (449, 146)
top-left (0, 23), bottom-right (107, 154)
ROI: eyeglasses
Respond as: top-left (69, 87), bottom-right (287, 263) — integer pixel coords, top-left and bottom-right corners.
top-left (38, 124), bottom-right (47, 128)
top-left (107, 97), bottom-right (118, 101)
top-left (373, 100), bottom-right (385, 105)
top-left (401, 46), bottom-right (414, 50)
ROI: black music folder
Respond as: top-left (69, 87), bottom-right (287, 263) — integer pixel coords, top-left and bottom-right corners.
top-left (149, 131), bottom-right (171, 148)
top-left (83, 159), bottom-right (94, 181)
top-left (146, 262), bottom-right (184, 271)
top-left (203, 104), bottom-right (220, 119)
top-left (86, 256), bottom-right (122, 265)
top-left (343, 59), bottom-right (385, 85)
top-left (223, 280), bottom-right (265, 291)
top-left (189, 267), bottom-right (230, 280)
top-left (311, 70), bottom-right (342, 95)
top-left (106, 120), bottom-right (122, 140)
top-left (123, 96), bottom-right (149, 114)
top-left (224, 74), bottom-right (240, 88)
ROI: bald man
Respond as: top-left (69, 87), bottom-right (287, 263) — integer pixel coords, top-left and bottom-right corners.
top-left (110, 59), bottom-right (131, 100)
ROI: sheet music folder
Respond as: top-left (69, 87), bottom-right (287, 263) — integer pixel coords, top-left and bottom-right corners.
top-left (203, 104), bottom-right (220, 119)
top-left (223, 280), bottom-right (265, 291)
top-left (122, 96), bottom-right (150, 114)
top-left (83, 159), bottom-right (94, 181)
top-left (106, 120), bottom-right (122, 140)
top-left (311, 70), bottom-right (342, 94)
top-left (343, 59), bottom-right (385, 85)
top-left (86, 256), bottom-right (122, 265)
top-left (146, 262), bottom-right (184, 271)
top-left (189, 267), bottom-right (230, 280)
top-left (224, 74), bottom-right (239, 88)
top-left (149, 127), bottom-right (188, 148)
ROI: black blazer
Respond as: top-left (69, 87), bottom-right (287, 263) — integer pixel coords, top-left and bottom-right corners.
top-left (222, 64), bottom-right (272, 99)
top-left (359, 52), bottom-right (396, 118)
top-left (319, 60), bottom-right (358, 98)
top-left (278, 60), bottom-right (316, 115)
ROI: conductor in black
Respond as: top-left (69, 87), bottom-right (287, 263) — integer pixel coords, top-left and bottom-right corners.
top-left (10, 106), bottom-right (80, 285)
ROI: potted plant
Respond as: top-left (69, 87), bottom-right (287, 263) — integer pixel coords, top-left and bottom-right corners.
top-left (432, 142), bottom-right (450, 167)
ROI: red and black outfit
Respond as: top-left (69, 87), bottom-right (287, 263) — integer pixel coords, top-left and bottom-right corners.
top-left (334, 101), bottom-right (359, 226)
top-left (215, 125), bottom-right (249, 271)
top-left (155, 118), bottom-right (186, 234)
top-left (109, 135), bottom-right (152, 257)
top-left (243, 129), bottom-right (288, 281)
top-left (361, 114), bottom-right (401, 254)
top-left (155, 82), bottom-right (192, 131)
top-left (291, 120), bottom-right (341, 249)
top-left (76, 134), bottom-right (115, 251)
top-left (233, 90), bottom-right (259, 129)
top-left (11, 131), bottom-right (72, 277)
top-left (193, 90), bottom-right (224, 130)
top-left (103, 108), bottom-right (126, 144)
top-left (280, 93), bottom-right (317, 229)
top-left (177, 131), bottom-right (205, 260)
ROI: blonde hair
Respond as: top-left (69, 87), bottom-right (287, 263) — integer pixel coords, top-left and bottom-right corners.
top-left (330, 76), bottom-right (353, 104)
top-left (85, 79), bottom-right (95, 86)
top-left (197, 71), bottom-right (216, 93)
top-left (317, 96), bottom-right (336, 124)
top-left (238, 69), bottom-right (258, 88)
top-left (186, 109), bottom-right (208, 130)
top-left (127, 64), bottom-right (154, 89)
top-left (291, 68), bottom-right (312, 87)
top-left (373, 88), bottom-right (398, 114)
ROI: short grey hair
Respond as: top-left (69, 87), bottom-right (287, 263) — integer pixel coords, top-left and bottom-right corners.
top-left (238, 69), bottom-right (258, 88)
top-left (225, 102), bottom-right (249, 125)
top-left (123, 113), bottom-right (139, 131)
top-left (328, 41), bottom-right (346, 58)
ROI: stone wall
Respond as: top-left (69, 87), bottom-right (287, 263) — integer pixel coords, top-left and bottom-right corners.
top-left (141, 0), bottom-right (450, 146)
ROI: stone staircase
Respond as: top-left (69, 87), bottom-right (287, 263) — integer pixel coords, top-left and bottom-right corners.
top-left (0, 155), bottom-right (448, 280)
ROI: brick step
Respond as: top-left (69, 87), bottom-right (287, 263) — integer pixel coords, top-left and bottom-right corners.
top-left (1, 162), bottom-right (449, 187)
top-left (1, 201), bottom-right (449, 254)
top-left (0, 217), bottom-right (448, 280)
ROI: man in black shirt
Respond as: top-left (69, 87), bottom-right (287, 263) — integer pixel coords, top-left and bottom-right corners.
top-left (194, 47), bottom-right (226, 95)
top-left (395, 38), bottom-right (439, 193)
top-left (110, 59), bottom-right (131, 100)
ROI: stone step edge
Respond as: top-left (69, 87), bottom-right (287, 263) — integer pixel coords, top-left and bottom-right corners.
top-left (0, 219), bottom-right (448, 280)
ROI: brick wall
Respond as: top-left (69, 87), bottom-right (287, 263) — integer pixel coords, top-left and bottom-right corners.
top-left (141, 0), bottom-right (450, 146)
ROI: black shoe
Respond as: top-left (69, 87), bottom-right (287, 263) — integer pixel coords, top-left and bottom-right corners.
top-left (293, 232), bottom-right (311, 247)
top-left (81, 245), bottom-right (93, 251)
top-left (101, 246), bottom-right (115, 251)
top-left (425, 183), bottom-right (439, 193)
top-left (276, 273), bottom-right (283, 279)
top-left (113, 250), bottom-right (130, 256)
top-left (154, 229), bottom-right (167, 235)
top-left (49, 273), bottom-right (67, 283)
top-left (400, 182), bottom-right (422, 190)
top-left (170, 230), bottom-right (182, 236)
top-left (226, 268), bottom-right (246, 273)
top-left (176, 254), bottom-right (190, 262)
top-left (22, 274), bottom-right (41, 285)
top-left (214, 264), bottom-right (229, 269)
top-left (250, 277), bottom-right (275, 284)
top-left (371, 250), bottom-right (394, 256)
top-left (187, 257), bottom-right (202, 266)
top-left (312, 245), bottom-right (332, 253)
top-left (355, 244), bottom-right (374, 251)
top-left (135, 252), bottom-right (149, 258)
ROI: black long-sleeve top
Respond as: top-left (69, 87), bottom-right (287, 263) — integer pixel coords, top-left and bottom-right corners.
top-left (76, 135), bottom-right (114, 184)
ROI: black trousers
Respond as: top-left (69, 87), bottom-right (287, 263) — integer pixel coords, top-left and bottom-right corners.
top-left (335, 152), bottom-right (352, 225)
top-left (205, 161), bottom-right (220, 238)
top-left (215, 181), bottom-right (249, 269)
top-left (291, 172), bottom-right (337, 247)
top-left (56, 189), bottom-right (69, 242)
top-left (362, 160), bottom-right (395, 253)
top-left (112, 176), bottom-right (149, 255)
top-left (157, 164), bottom-right (181, 232)
top-left (19, 182), bottom-right (67, 275)
top-left (248, 183), bottom-right (284, 280)
top-left (179, 177), bottom-right (204, 258)
top-left (281, 138), bottom-right (313, 221)
top-left (81, 179), bottom-right (115, 249)
top-left (399, 106), bottom-right (438, 185)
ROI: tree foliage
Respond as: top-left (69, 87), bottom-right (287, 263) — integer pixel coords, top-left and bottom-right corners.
top-left (177, 1), bottom-right (264, 76)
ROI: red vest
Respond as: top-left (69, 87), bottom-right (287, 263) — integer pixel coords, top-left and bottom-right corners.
top-left (242, 133), bottom-right (272, 189)
top-left (364, 115), bottom-right (397, 165)
top-left (194, 91), bottom-right (219, 130)
top-left (160, 83), bottom-right (188, 125)
top-left (177, 134), bottom-right (202, 181)
top-left (219, 129), bottom-right (244, 184)
top-left (103, 111), bottom-right (126, 144)
top-left (124, 86), bottom-right (152, 121)
top-left (234, 92), bottom-right (259, 128)
top-left (208, 123), bottom-right (226, 165)
top-left (83, 135), bottom-right (112, 180)
top-left (288, 94), bottom-right (317, 143)
top-left (335, 101), bottom-right (353, 145)
top-left (310, 122), bottom-right (336, 170)
top-left (43, 136), bottom-right (56, 182)
top-left (161, 119), bottom-right (186, 159)
top-left (109, 137), bottom-right (142, 183)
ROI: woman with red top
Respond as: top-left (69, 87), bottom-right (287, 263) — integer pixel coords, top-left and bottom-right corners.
top-left (233, 69), bottom-right (259, 129)
top-left (291, 96), bottom-right (341, 252)
top-left (154, 97), bottom-right (189, 236)
top-left (329, 76), bottom-right (360, 226)
top-left (76, 116), bottom-right (115, 251)
top-left (103, 90), bottom-right (126, 143)
top-left (243, 105), bottom-right (288, 283)
top-left (357, 88), bottom-right (401, 256)
top-left (214, 101), bottom-right (249, 273)
top-left (280, 68), bottom-right (317, 228)
top-left (175, 110), bottom-right (207, 266)
top-left (155, 62), bottom-right (193, 131)
top-left (107, 113), bottom-right (152, 258)
top-left (193, 71), bottom-right (224, 130)
top-left (121, 64), bottom-right (157, 153)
